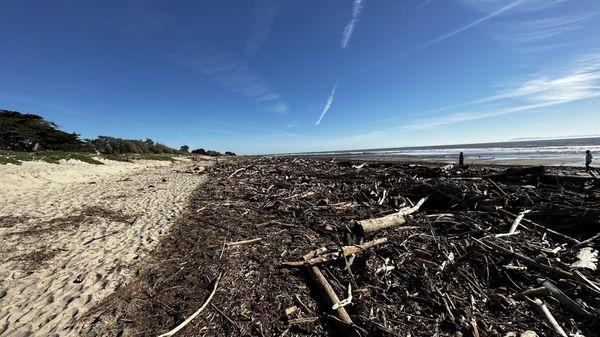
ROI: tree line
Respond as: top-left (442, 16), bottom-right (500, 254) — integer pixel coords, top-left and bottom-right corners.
top-left (0, 109), bottom-right (235, 156)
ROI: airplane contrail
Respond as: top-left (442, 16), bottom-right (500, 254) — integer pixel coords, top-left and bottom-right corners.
top-left (369, 0), bottom-right (525, 68)
top-left (316, 84), bottom-right (338, 125)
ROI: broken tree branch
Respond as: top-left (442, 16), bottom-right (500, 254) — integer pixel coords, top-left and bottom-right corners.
top-left (282, 238), bottom-right (388, 267)
top-left (526, 297), bottom-right (567, 337)
top-left (354, 197), bottom-right (427, 235)
top-left (495, 209), bottom-right (530, 238)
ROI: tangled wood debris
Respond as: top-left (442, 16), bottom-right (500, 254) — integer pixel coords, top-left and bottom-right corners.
top-left (81, 157), bottom-right (600, 337)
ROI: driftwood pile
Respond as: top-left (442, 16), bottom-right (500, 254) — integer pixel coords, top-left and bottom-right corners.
top-left (82, 157), bottom-right (600, 337)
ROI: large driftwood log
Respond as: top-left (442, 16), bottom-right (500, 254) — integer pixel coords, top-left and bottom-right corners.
top-left (354, 198), bottom-right (427, 235)
top-left (487, 166), bottom-right (545, 181)
top-left (541, 173), bottom-right (596, 184)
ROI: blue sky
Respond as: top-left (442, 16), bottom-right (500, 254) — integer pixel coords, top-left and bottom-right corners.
top-left (1, 0), bottom-right (599, 154)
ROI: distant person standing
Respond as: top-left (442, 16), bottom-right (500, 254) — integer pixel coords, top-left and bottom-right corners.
top-left (586, 150), bottom-right (593, 171)
top-left (458, 152), bottom-right (464, 167)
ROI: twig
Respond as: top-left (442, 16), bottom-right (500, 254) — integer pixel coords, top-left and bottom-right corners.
top-left (487, 178), bottom-right (508, 196)
top-left (475, 238), bottom-right (573, 279)
top-left (525, 297), bottom-right (567, 337)
top-left (574, 232), bottom-right (600, 248)
top-left (574, 270), bottom-right (600, 295)
top-left (497, 209), bottom-right (580, 245)
top-left (228, 168), bottom-right (246, 179)
top-left (158, 273), bottom-right (222, 337)
top-left (287, 317), bottom-right (319, 325)
top-left (495, 209), bottom-right (530, 238)
top-left (83, 216), bottom-right (138, 245)
top-left (542, 281), bottom-right (590, 316)
top-left (293, 294), bottom-right (315, 316)
top-left (225, 238), bottom-right (262, 247)
top-left (210, 303), bottom-right (242, 331)
top-left (516, 282), bottom-right (589, 316)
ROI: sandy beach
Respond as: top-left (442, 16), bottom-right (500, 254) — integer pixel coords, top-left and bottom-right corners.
top-left (1, 156), bottom-right (598, 337)
top-left (0, 157), bottom-right (210, 336)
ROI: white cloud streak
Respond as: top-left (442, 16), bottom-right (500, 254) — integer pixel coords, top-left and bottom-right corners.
top-left (458, 0), bottom-right (568, 14)
top-left (174, 46), bottom-right (289, 114)
top-left (458, 0), bottom-right (591, 53)
top-left (414, 0), bottom-right (433, 11)
top-left (386, 51), bottom-right (600, 129)
top-left (370, 0), bottom-right (524, 67)
top-left (341, 0), bottom-right (365, 49)
top-left (315, 84), bottom-right (338, 125)
top-left (496, 13), bottom-right (596, 43)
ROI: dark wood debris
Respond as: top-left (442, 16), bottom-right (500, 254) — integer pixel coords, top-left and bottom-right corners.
top-left (79, 157), bottom-right (600, 337)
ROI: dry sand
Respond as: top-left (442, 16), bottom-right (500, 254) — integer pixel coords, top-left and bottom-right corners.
top-left (0, 157), bottom-right (210, 336)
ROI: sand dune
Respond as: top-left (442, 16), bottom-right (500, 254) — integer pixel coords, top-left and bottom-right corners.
top-left (0, 158), bottom-right (210, 336)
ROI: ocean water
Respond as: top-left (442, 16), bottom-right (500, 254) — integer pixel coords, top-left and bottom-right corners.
top-left (296, 137), bottom-right (600, 166)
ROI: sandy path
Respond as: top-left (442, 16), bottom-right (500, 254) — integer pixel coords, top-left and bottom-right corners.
top-left (0, 158), bottom-right (209, 336)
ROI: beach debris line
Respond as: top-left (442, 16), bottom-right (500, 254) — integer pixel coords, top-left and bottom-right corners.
top-left (80, 156), bottom-right (600, 337)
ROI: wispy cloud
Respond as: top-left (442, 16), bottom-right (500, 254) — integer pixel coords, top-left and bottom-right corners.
top-left (414, 0), bottom-right (433, 11)
top-left (401, 101), bottom-right (560, 130)
top-left (109, 0), bottom-right (172, 37)
top-left (458, 0), bottom-right (568, 14)
top-left (341, 0), bottom-right (365, 49)
top-left (316, 84), bottom-right (338, 125)
top-left (246, 0), bottom-right (279, 57)
top-left (457, 0), bottom-right (592, 53)
top-left (489, 12), bottom-right (596, 52)
top-left (370, 0), bottom-right (523, 67)
top-left (496, 13), bottom-right (596, 43)
top-left (384, 51), bottom-right (600, 129)
top-left (174, 46), bottom-right (289, 114)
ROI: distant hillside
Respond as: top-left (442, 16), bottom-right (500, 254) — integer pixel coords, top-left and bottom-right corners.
top-left (0, 109), bottom-right (89, 151)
